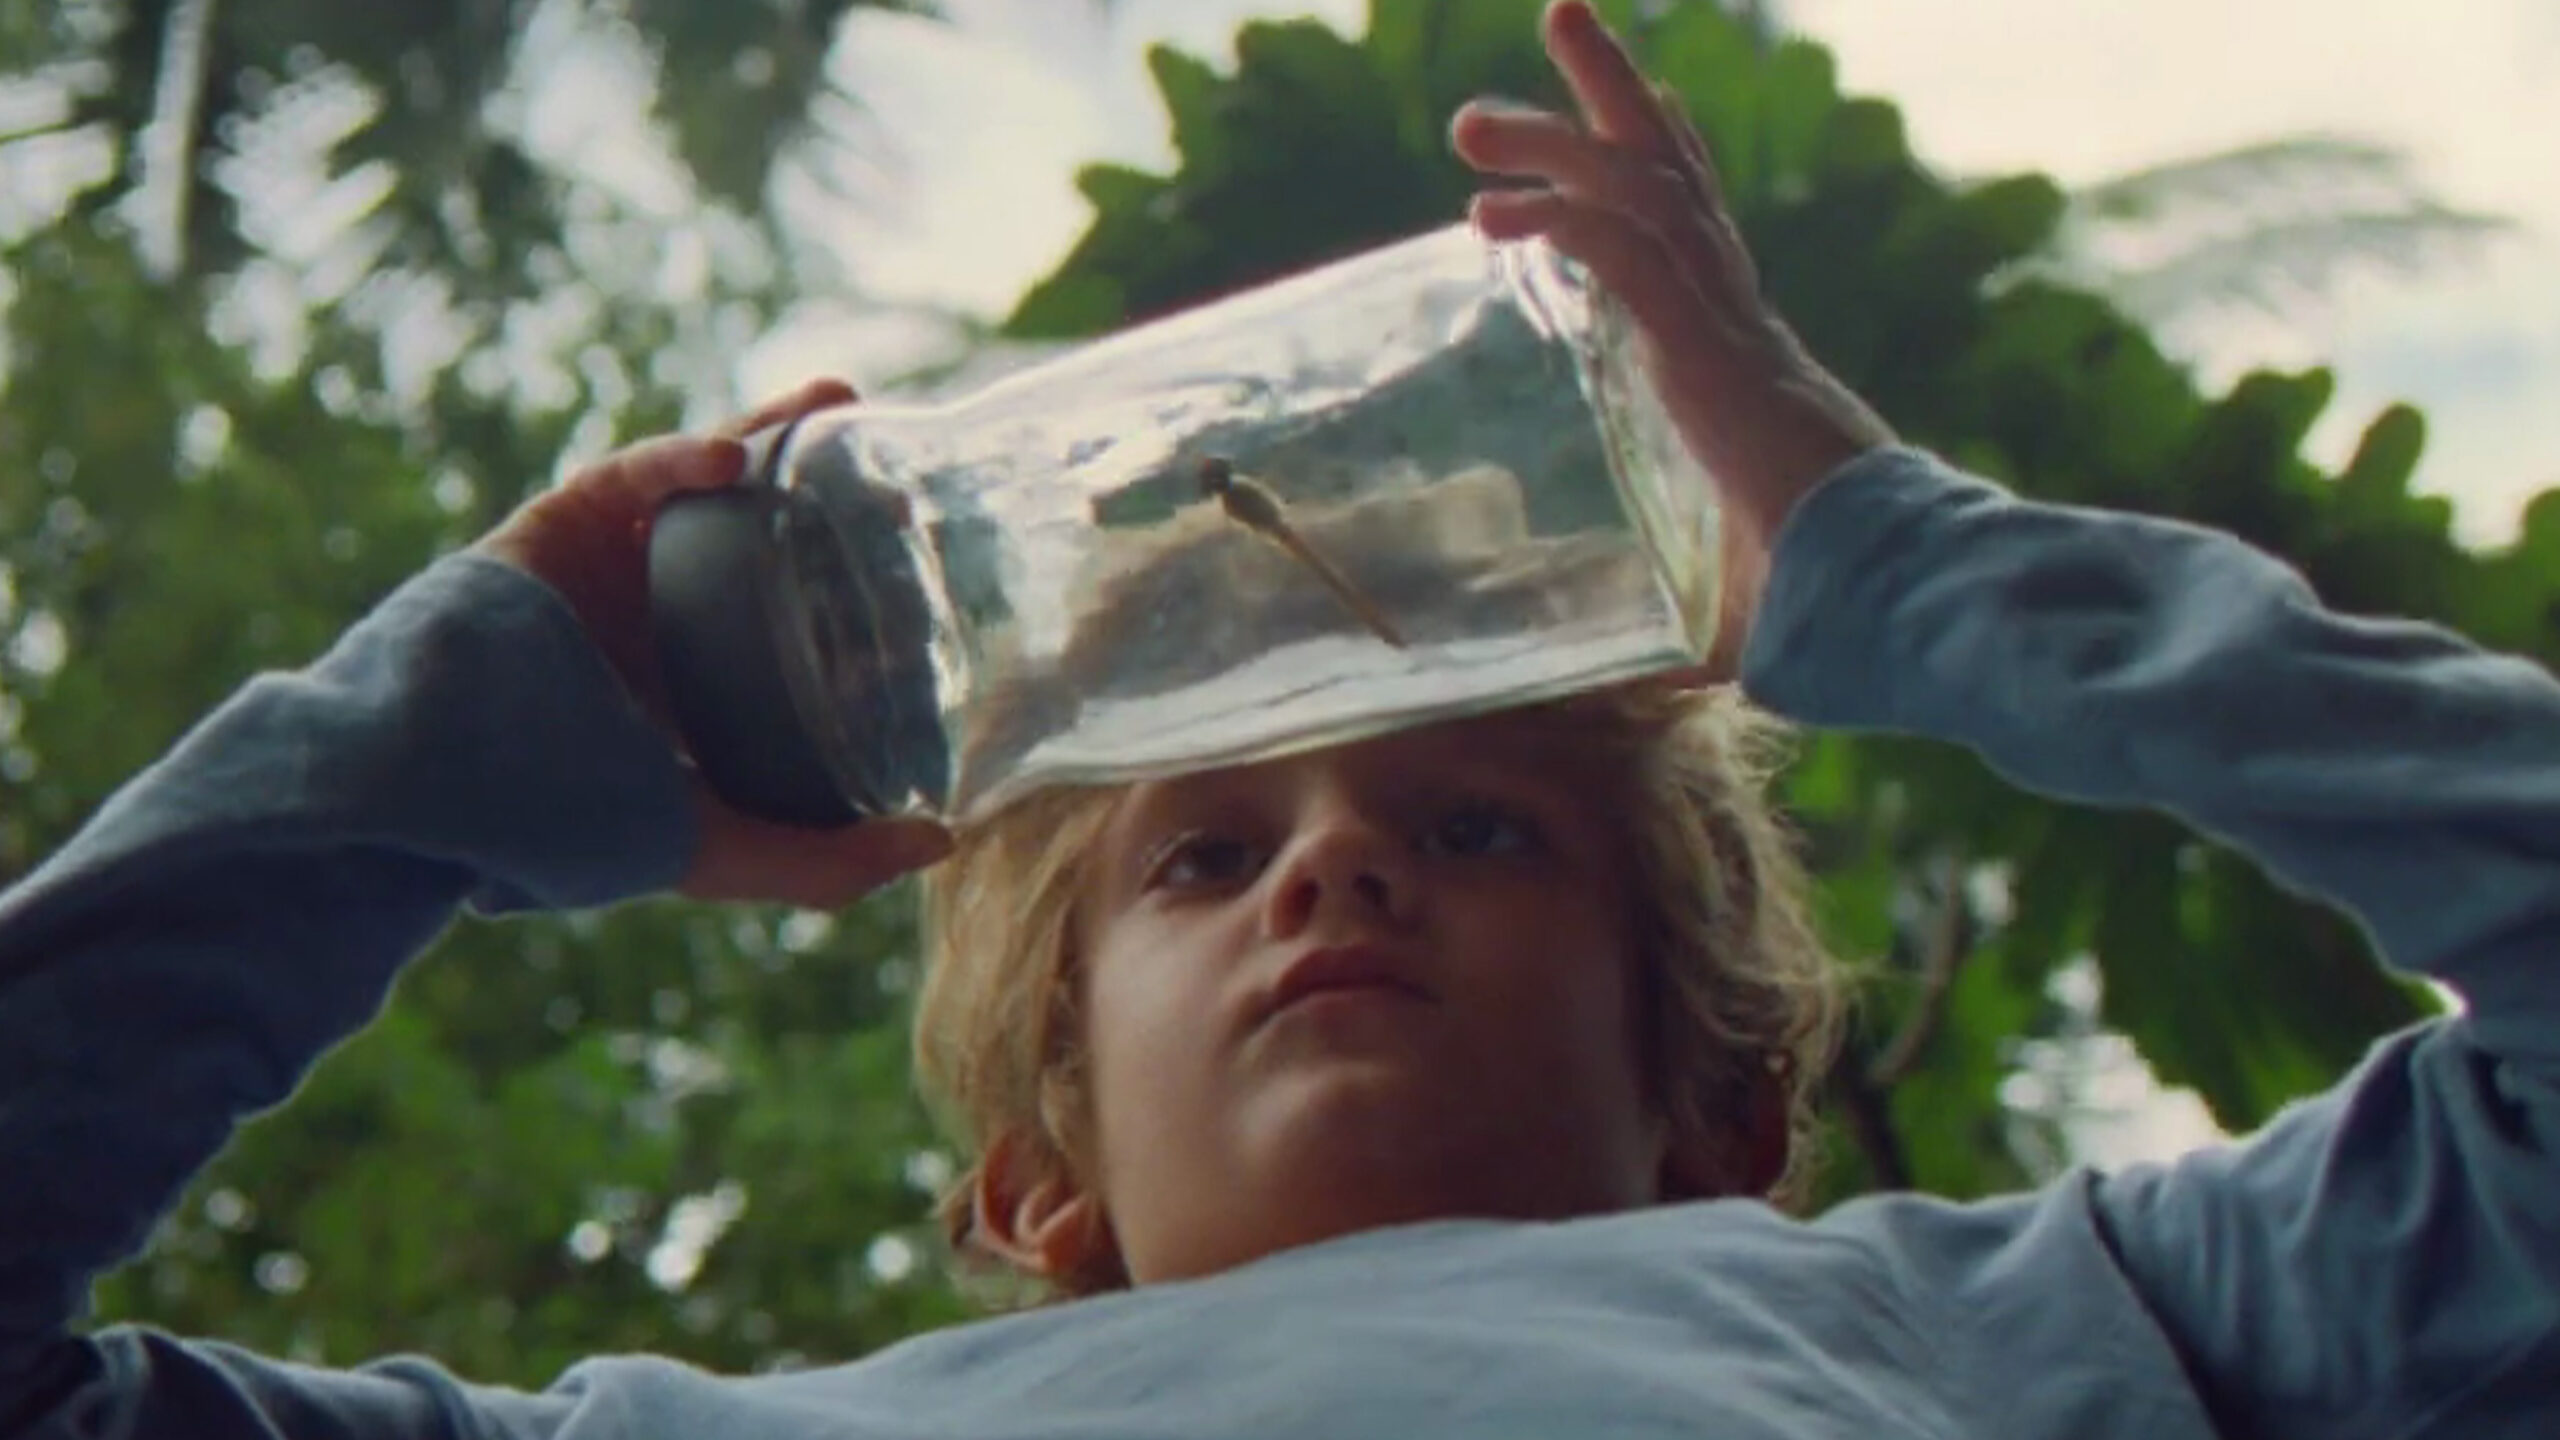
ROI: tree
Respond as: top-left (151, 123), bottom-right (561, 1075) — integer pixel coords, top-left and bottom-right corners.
top-left (3, 0), bottom-right (912, 282)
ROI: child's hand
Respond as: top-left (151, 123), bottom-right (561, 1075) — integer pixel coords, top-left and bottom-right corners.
top-left (1451, 0), bottom-right (1894, 674)
top-left (475, 378), bottom-right (952, 909)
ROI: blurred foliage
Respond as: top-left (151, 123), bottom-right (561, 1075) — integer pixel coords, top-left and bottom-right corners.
top-left (8, 0), bottom-right (920, 288)
top-left (2, 0), bottom-right (2549, 1394)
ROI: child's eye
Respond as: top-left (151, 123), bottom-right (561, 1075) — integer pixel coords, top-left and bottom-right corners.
top-left (1418, 802), bottom-right (1544, 859)
top-left (1143, 832), bottom-right (1265, 892)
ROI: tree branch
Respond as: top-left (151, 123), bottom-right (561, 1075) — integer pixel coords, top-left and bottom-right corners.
top-left (1827, 1047), bottom-right (1913, 1191)
top-left (1867, 858), bottom-right (1971, 1088)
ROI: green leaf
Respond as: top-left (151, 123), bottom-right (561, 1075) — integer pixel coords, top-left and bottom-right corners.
top-left (1999, 809), bottom-right (2101, 987)
top-left (2332, 403), bottom-right (2427, 516)
top-left (1646, 2), bottom-right (1765, 196)
top-left (2165, 368), bottom-right (2333, 542)
top-left (1151, 44), bottom-right (1233, 176)
top-left (1814, 98), bottom-right (1909, 181)
top-left (1757, 38), bottom-right (1841, 194)
top-left (1367, 0), bottom-right (1560, 154)
top-left (1887, 953), bottom-right (2041, 1196)
top-left (2088, 822), bottom-right (2261, 1121)
top-left (1005, 269), bottom-right (1129, 342)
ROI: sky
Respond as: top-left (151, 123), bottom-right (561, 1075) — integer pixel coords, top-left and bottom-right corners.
top-left (762, 0), bottom-right (2560, 547)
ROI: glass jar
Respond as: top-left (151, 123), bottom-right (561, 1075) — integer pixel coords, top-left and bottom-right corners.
top-left (648, 222), bottom-right (1719, 828)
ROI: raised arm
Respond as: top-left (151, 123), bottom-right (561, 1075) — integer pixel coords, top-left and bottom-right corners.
top-left (1752, 451), bottom-right (2560, 1053)
top-left (1747, 446), bottom-right (2560, 1439)
top-left (0, 385), bottom-right (942, 1439)
top-left (0, 551), bottom-right (692, 1439)
top-left (1456, 6), bottom-right (2556, 1435)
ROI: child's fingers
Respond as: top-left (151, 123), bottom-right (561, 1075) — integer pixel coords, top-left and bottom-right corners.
top-left (1471, 187), bottom-right (1774, 402)
top-left (1471, 189), bottom-right (1710, 337)
top-left (573, 377), bottom-right (855, 520)
top-left (715, 376), bottom-right (858, 442)
top-left (1651, 83), bottom-right (1759, 294)
top-left (1455, 103), bottom-right (1738, 292)
top-left (1536, 3), bottom-right (1770, 309)
top-left (1543, 0), bottom-right (1678, 156)
top-left (476, 435), bottom-right (747, 602)
top-left (570, 377), bottom-right (856, 517)
top-left (577, 434), bottom-right (752, 514)
top-left (682, 791), bottom-right (953, 909)
top-left (1652, 83), bottom-right (1724, 200)
top-left (1453, 103), bottom-right (1682, 210)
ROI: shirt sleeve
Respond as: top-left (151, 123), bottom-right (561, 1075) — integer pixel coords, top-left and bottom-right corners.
top-left (0, 552), bottom-right (697, 1439)
top-left (1742, 448), bottom-right (2560, 1440)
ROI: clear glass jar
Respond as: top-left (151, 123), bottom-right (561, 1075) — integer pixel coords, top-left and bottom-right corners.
top-left (649, 222), bottom-right (1719, 827)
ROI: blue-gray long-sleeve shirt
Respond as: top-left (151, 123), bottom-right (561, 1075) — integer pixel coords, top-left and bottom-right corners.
top-left (1, 448), bottom-right (2553, 1438)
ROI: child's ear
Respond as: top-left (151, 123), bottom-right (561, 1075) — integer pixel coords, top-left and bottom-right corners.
top-left (1661, 1075), bottom-right (1791, 1200)
top-left (970, 1130), bottom-right (1115, 1283)
top-left (1731, 1076), bottom-right (1790, 1197)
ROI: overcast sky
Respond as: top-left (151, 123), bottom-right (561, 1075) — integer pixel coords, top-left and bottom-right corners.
top-left (767, 0), bottom-right (2558, 548)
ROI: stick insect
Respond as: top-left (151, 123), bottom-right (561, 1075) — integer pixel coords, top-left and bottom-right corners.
top-left (1197, 455), bottom-right (1408, 649)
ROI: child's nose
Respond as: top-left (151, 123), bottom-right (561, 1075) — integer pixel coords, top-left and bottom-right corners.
top-left (1262, 810), bottom-right (1417, 937)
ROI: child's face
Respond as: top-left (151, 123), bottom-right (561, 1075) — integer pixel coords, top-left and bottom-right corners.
top-left (1065, 709), bottom-right (1668, 1283)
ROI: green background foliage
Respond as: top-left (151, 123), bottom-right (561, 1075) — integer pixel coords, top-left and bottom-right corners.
top-left (3, 0), bottom-right (2538, 1385)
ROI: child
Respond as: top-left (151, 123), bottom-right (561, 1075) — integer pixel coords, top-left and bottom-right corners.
top-left (913, 680), bottom-right (1841, 1297)
top-left (2, 3), bottom-right (2552, 1437)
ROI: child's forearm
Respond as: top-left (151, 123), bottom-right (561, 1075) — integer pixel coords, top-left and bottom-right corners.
top-left (1744, 446), bottom-right (2560, 1440)
top-left (0, 554), bottom-right (692, 1431)
top-left (1746, 448), bottom-right (2560, 1036)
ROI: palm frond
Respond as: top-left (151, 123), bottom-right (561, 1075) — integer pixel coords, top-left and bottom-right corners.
top-left (2016, 131), bottom-right (2519, 328)
top-left (2071, 134), bottom-right (2424, 224)
top-left (2098, 206), bottom-right (2512, 322)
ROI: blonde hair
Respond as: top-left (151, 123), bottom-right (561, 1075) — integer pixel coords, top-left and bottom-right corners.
top-left (913, 683), bottom-right (1844, 1300)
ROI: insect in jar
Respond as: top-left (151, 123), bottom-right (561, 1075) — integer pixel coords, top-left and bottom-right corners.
top-left (1196, 455), bottom-right (1407, 649)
